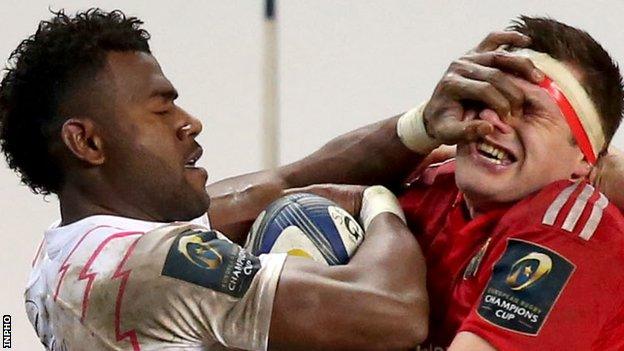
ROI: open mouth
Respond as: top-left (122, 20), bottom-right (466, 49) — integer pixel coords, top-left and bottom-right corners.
top-left (475, 139), bottom-right (517, 166)
top-left (185, 147), bottom-right (203, 168)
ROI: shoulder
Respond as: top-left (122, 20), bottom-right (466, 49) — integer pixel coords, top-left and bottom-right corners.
top-left (132, 225), bottom-right (264, 298)
top-left (406, 158), bottom-right (457, 187)
top-left (502, 180), bottom-right (624, 244)
top-left (399, 159), bottom-right (459, 228)
top-left (400, 159), bottom-right (458, 207)
top-left (491, 180), bottom-right (624, 297)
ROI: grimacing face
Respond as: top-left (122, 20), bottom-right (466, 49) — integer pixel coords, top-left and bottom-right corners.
top-left (97, 51), bottom-right (210, 221)
top-left (455, 70), bottom-right (591, 214)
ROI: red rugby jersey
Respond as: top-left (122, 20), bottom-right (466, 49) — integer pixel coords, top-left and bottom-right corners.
top-left (399, 161), bottom-right (624, 350)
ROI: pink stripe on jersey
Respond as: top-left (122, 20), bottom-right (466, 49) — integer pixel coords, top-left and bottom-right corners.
top-left (54, 225), bottom-right (121, 301)
top-left (78, 231), bottom-right (143, 323)
top-left (31, 238), bottom-right (45, 268)
top-left (112, 236), bottom-right (144, 351)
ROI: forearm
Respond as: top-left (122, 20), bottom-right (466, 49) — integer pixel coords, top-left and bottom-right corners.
top-left (279, 116), bottom-right (424, 190)
top-left (207, 170), bottom-right (286, 244)
top-left (592, 147), bottom-right (624, 211)
top-left (269, 213), bottom-right (428, 350)
top-left (208, 116), bottom-right (425, 242)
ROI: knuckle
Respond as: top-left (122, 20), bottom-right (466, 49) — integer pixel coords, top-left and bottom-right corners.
top-left (478, 81), bottom-right (495, 94)
top-left (463, 52), bottom-right (482, 62)
top-left (486, 70), bottom-right (504, 84)
top-left (484, 31), bottom-right (501, 42)
top-left (500, 99), bottom-right (511, 111)
top-left (440, 72), bottom-right (458, 87)
top-left (481, 85), bottom-right (508, 109)
top-left (450, 60), bottom-right (472, 76)
top-left (509, 87), bottom-right (524, 103)
top-left (491, 51), bottom-right (510, 61)
top-left (518, 57), bottom-right (536, 70)
top-left (448, 59), bottom-right (466, 72)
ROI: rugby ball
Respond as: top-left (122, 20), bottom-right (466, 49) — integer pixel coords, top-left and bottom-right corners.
top-left (245, 193), bottom-right (365, 265)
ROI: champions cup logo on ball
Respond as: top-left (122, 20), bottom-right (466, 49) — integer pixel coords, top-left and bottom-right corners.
top-left (505, 252), bottom-right (553, 291)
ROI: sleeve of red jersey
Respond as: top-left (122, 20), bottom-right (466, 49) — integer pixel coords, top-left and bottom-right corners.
top-left (457, 211), bottom-right (624, 350)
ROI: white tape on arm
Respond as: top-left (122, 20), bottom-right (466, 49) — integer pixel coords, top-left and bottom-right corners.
top-left (397, 101), bottom-right (441, 154)
top-left (359, 185), bottom-right (407, 231)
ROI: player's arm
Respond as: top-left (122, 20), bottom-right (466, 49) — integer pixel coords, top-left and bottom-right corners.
top-left (268, 186), bottom-right (428, 350)
top-left (208, 31), bottom-right (540, 243)
top-left (449, 332), bottom-right (497, 351)
top-left (207, 119), bottom-right (428, 244)
top-left (591, 146), bottom-right (624, 210)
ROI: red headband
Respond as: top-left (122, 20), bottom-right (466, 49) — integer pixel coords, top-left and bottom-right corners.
top-left (538, 77), bottom-right (597, 165)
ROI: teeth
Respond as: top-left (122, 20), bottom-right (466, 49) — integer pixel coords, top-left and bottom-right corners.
top-left (477, 141), bottom-right (509, 162)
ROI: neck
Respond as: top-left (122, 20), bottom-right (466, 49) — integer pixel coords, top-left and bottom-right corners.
top-left (463, 194), bottom-right (512, 219)
top-left (58, 184), bottom-right (156, 226)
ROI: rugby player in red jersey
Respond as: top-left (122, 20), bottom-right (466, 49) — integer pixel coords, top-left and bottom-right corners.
top-left (4, 8), bottom-right (624, 351)
top-left (395, 18), bottom-right (624, 350)
top-left (212, 17), bottom-right (624, 350)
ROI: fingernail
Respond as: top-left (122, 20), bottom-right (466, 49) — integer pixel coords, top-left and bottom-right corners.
top-left (532, 69), bottom-right (544, 82)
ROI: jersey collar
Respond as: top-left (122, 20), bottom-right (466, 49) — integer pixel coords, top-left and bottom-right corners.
top-left (44, 214), bottom-right (210, 260)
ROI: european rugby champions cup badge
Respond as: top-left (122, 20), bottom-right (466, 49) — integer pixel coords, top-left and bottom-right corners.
top-left (477, 239), bottom-right (575, 335)
top-left (162, 229), bottom-right (261, 298)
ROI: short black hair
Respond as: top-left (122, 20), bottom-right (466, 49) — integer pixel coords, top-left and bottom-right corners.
top-left (509, 16), bottom-right (624, 148)
top-left (0, 8), bottom-right (151, 195)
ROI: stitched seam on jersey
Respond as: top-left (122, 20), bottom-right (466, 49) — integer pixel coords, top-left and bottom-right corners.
top-left (542, 182), bottom-right (580, 226)
top-left (561, 184), bottom-right (595, 232)
top-left (579, 192), bottom-right (608, 241)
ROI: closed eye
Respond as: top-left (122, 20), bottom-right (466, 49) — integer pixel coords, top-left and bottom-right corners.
top-left (522, 96), bottom-right (544, 117)
top-left (523, 101), bottom-right (536, 115)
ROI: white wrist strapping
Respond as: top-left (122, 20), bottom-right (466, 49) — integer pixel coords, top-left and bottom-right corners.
top-left (397, 101), bottom-right (441, 154)
top-left (359, 185), bottom-right (406, 231)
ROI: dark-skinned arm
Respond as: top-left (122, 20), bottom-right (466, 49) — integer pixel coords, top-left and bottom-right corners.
top-left (207, 119), bottom-right (453, 244)
top-left (269, 211), bottom-right (428, 350)
top-left (208, 30), bottom-right (540, 244)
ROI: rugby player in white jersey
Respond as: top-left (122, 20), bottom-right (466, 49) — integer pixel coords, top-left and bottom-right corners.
top-left (0, 9), bottom-right (431, 351)
top-left (4, 8), bottom-right (624, 351)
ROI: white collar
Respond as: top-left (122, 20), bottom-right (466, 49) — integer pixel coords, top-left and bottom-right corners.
top-left (44, 214), bottom-right (210, 259)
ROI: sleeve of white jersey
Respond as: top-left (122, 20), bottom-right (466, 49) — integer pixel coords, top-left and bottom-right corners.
top-left (211, 253), bottom-right (286, 350)
top-left (122, 223), bottom-right (287, 350)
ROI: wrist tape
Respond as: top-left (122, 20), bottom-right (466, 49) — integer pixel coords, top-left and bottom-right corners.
top-left (359, 185), bottom-right (406, 231)
top-left (397, 101), bottom-right (441, 154)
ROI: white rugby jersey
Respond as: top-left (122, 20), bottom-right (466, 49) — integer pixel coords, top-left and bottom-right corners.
top-left (25, 214), bottom-right (286, 351)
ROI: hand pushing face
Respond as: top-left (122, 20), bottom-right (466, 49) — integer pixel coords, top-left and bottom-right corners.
top-left (455, 72), bottom-right (590, 212)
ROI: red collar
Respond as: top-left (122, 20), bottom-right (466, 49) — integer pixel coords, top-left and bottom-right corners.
top-left (449, 193), bottom-right (511, 236)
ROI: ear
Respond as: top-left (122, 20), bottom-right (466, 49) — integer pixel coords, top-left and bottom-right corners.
top-left (570, 155), bottom-right (592, 180)
top-left (61, 118), bottom-right (105, 165)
